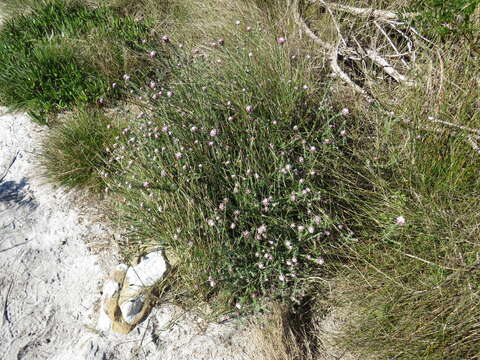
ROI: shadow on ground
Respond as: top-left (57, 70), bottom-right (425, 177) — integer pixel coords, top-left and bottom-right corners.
top-left (0, 177), bottom-right (37, 209)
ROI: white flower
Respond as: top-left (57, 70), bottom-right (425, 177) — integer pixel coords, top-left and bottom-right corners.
top-left (257, 225), bottom-right (267, 234)
top-left (395, 216), bottom-right (406, 226)
top-left (210, 129), bottom-right (218, 137)
top-left (341, 108), bottom-right (350, 116)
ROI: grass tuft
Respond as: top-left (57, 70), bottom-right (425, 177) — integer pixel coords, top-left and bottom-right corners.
top-left (40, 108), bottom-right (120, 191)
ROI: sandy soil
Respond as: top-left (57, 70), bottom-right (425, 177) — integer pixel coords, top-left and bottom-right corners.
top-left (0, 109), bottom-right (254, 359)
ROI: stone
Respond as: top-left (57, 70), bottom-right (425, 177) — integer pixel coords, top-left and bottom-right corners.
top-left (97, 250), bottom-right (169, 334)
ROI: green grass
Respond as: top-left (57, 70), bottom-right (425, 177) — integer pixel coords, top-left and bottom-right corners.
top-left (0, 0), bottom-right (158, 122)
top-left (40, 108), bottom-right (121, 191)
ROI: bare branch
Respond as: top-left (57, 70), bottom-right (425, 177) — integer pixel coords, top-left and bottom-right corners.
top-left (290, 0), bottom-right (366, 95)
top-left (373, 20), bottom-right (409, 67)
top-left (427, 116), bottom-right (480, 136)
top-left (467, 136), bottom-right (480, 155)
top-left (308, 1), bottom-right (417, 21)
top-left (365, 49), bottom-right (415, 85)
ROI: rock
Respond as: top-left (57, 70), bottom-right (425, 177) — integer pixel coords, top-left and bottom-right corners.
top-left (125, 251), bottom-right (168, 290)
top-left (120, 294), bottom-right (145, 324)
top-left (97, 250), bottom-right (169, 334)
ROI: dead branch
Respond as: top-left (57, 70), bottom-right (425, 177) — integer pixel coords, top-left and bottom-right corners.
top-left (0, 151), bottom-right (19, 183)
top-left (290, 0), bottom-right (367, 94)
top-left (365, 49), bottom-right (415, 85)
top-left (308, 1), bottom-right (417, 22)
top-left (427, 116), bottom-right (480, 136)
top-left (467, 136), bottom-right (480, 155)
top-left (292, 0), bottom-right (414, 89)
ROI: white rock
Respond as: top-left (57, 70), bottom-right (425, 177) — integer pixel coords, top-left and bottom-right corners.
top-left (120, 295), bottom-right (146, 324)
top-left (103, 280), bottom-right (119, 298)
top-left (125, 250), bottom-right (168, 290)
top-left (97, 304), bottom-right (112, 332)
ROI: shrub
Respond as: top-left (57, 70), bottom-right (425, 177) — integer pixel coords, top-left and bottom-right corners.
top-left (104, 28), bottom-right (353, 314)
top-left (0, 0), bottom-right (155, 121)
top-left (410, 0), bottom-right (480, 41)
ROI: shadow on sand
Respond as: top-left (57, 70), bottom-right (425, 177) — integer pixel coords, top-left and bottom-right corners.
top-left (0, 177), bottom-right (37, 209)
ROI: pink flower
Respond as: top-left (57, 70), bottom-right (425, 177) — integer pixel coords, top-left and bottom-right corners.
top-left (210, 129), bottom-right (218, 137)
top-left (143, 181), bottom-right (149, 188)
top-left (175, 152), bottom-right (183, 159)
top-left (277, 37), bottom-right (286, 45)
top-left (257, 225), bottom-right (267, 234)
top-left (341, 108), bottom-right (350, 116)
top-left (396, 216), bottom-right (406, 226)
top-left (149, 51), bottom-right (156, 57)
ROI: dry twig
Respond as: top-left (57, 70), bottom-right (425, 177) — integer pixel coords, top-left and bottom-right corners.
top-left (308, 1), bottom-right (417, 22)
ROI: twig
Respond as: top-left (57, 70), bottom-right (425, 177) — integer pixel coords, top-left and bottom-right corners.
top-left (427, 116), bottom-right (480, 136)
top-left (0, 151), bottom-right (19, 183)
top-left (290, 0), bottom-right (366, 95)
top-left (330, 47), bottom-right (367, 95)
top-left (365, 49), bottom-right (415, 85)
top-left (2, 280), bottom-right (14, 327)
top-left (467, 136), bottom-right (480, 155)
top-left (308, 1), bottom-right (417, 21)
top-left (373, 20), bottom-right (409, 67)
top-left (402, 252), bottom-right (461, 271)
top-left (0, 239), bottom-right (33, 253)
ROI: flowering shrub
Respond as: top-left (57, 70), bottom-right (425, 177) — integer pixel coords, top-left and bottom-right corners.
top-left (104, 28), bottom-right (352, 313)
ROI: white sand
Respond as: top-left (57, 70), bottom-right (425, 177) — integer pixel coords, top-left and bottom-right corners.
top-left (0, 109), bottom-right (254, 359)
